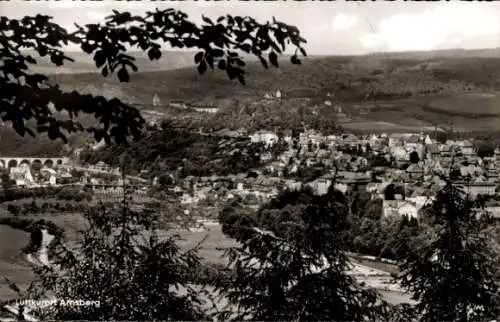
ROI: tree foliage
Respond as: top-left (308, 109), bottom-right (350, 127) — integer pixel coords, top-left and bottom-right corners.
top-left (0, 10), bottom-right (306, 144)
top-left (22, 198), bottom-right (209, 320)
top-left (217, 186), bottom-right (389, 321)
top-left (397, 182), bottom-right (500, 322)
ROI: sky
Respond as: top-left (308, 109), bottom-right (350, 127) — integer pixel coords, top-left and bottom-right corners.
top-left (2, 0), bottom-right (500, 55)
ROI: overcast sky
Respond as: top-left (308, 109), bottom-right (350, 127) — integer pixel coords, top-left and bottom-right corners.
top-left (2, 0), bottom-right (500, 55)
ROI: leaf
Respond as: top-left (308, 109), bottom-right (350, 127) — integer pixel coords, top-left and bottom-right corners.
top-left (194, 51), bottom-right (204, 64)
top-left (206, 54), bottom-right (214, 69)
top-left (37, 125), bottom-right (49, 133)
top-left (148, 48), bottom-right (162, 60)
top-left (234, 16), bottom-right (243, 26)
top-left (94, 50), bottom-right (107, 68)
top-left (291, 55), bottom-right (301, 65)
top-left (237, 74), bottom-right (246, 86)
top-left (218, 59), bottom-right (227, 70)
top-left (50, 54), bottom-right (64, 67)
top-left (197, 61), bottom-right (207, 75)
top-left (47, 126), bottom-right (59, 141)
top-left (38, 46), bottom-right (47, 57)
top-left (202, 15), bottom-right (213, 25)
top-left (226, 65), bottom-right (235, 80)
top-left (240, 43), bottom-right (251, 53)
top-left (259, 56), bottom-right (268, 69)
top-left (25, 55), bottom-right (36, 64)
top-left (235, 59), bottom-right (245, 67)
top-left (81, 42), bottom-right (94, 54)
top-left (123, 60), bottom-right (138, 72)
top-left (217, 16), bottom-right (225, 23)
top-left (212, 49), bottom-right (224, 58)
top-left (269, 51), bottom-right (279, 68)
top-left (13, 123), bottom-right (25, 137)
top-left (102, 66), bottom-right (109, 77)
top-left (139, 41), bottom-right (149, 51)
top-left (117, 67), bottom-right (130, 82)
top-left (153, 12), bottom-right (163, 25)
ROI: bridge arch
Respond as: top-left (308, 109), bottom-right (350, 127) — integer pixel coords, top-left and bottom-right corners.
top-left (56, 159), bottom-right (63, 165)
top-left (32, 159), bottom-right (43, 171)
top-left (20, 159), bottom-right (31, 166)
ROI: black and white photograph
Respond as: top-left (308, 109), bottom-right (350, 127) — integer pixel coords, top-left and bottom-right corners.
top-left (1, 0), bottom-right (500, 321)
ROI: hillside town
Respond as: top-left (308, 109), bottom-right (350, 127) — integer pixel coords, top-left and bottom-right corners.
top-left (166, 130), bottom-right (500, 220)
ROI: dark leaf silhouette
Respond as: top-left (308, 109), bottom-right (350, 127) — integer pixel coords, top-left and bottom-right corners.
top-left (101, 66), bottom-right (109, 77)
top-left (202, 15), bottom-right (213, 25)
top-left (236, 73), bottom-right (246, 86)
top-left (197, 60), bottom-right (207, 75)
top-left (206, 54), bottom-right (214, 69)
top-left (259, 55), bottom-right (268, 69)
top-left (117, 67), bottom-right (130, 82)
top-left (94, 50), bottom-right (107, 68)
top-left (269, 51), bottom-right (279, 68)
top-left (147, 47), bottom-right (162, 60)
top-left (194, 51), bottom-right (204, 64)
top-left (291, 54), bottom-right (301, 65)
top-left (217, 59), bottom-right (227, 70)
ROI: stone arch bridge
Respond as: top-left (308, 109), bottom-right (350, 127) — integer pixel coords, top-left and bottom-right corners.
top-left (0, 157), bottom-right (70, 168)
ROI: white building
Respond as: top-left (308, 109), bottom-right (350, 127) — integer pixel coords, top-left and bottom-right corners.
top-left (249, 131), bottom-right (279, 148)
